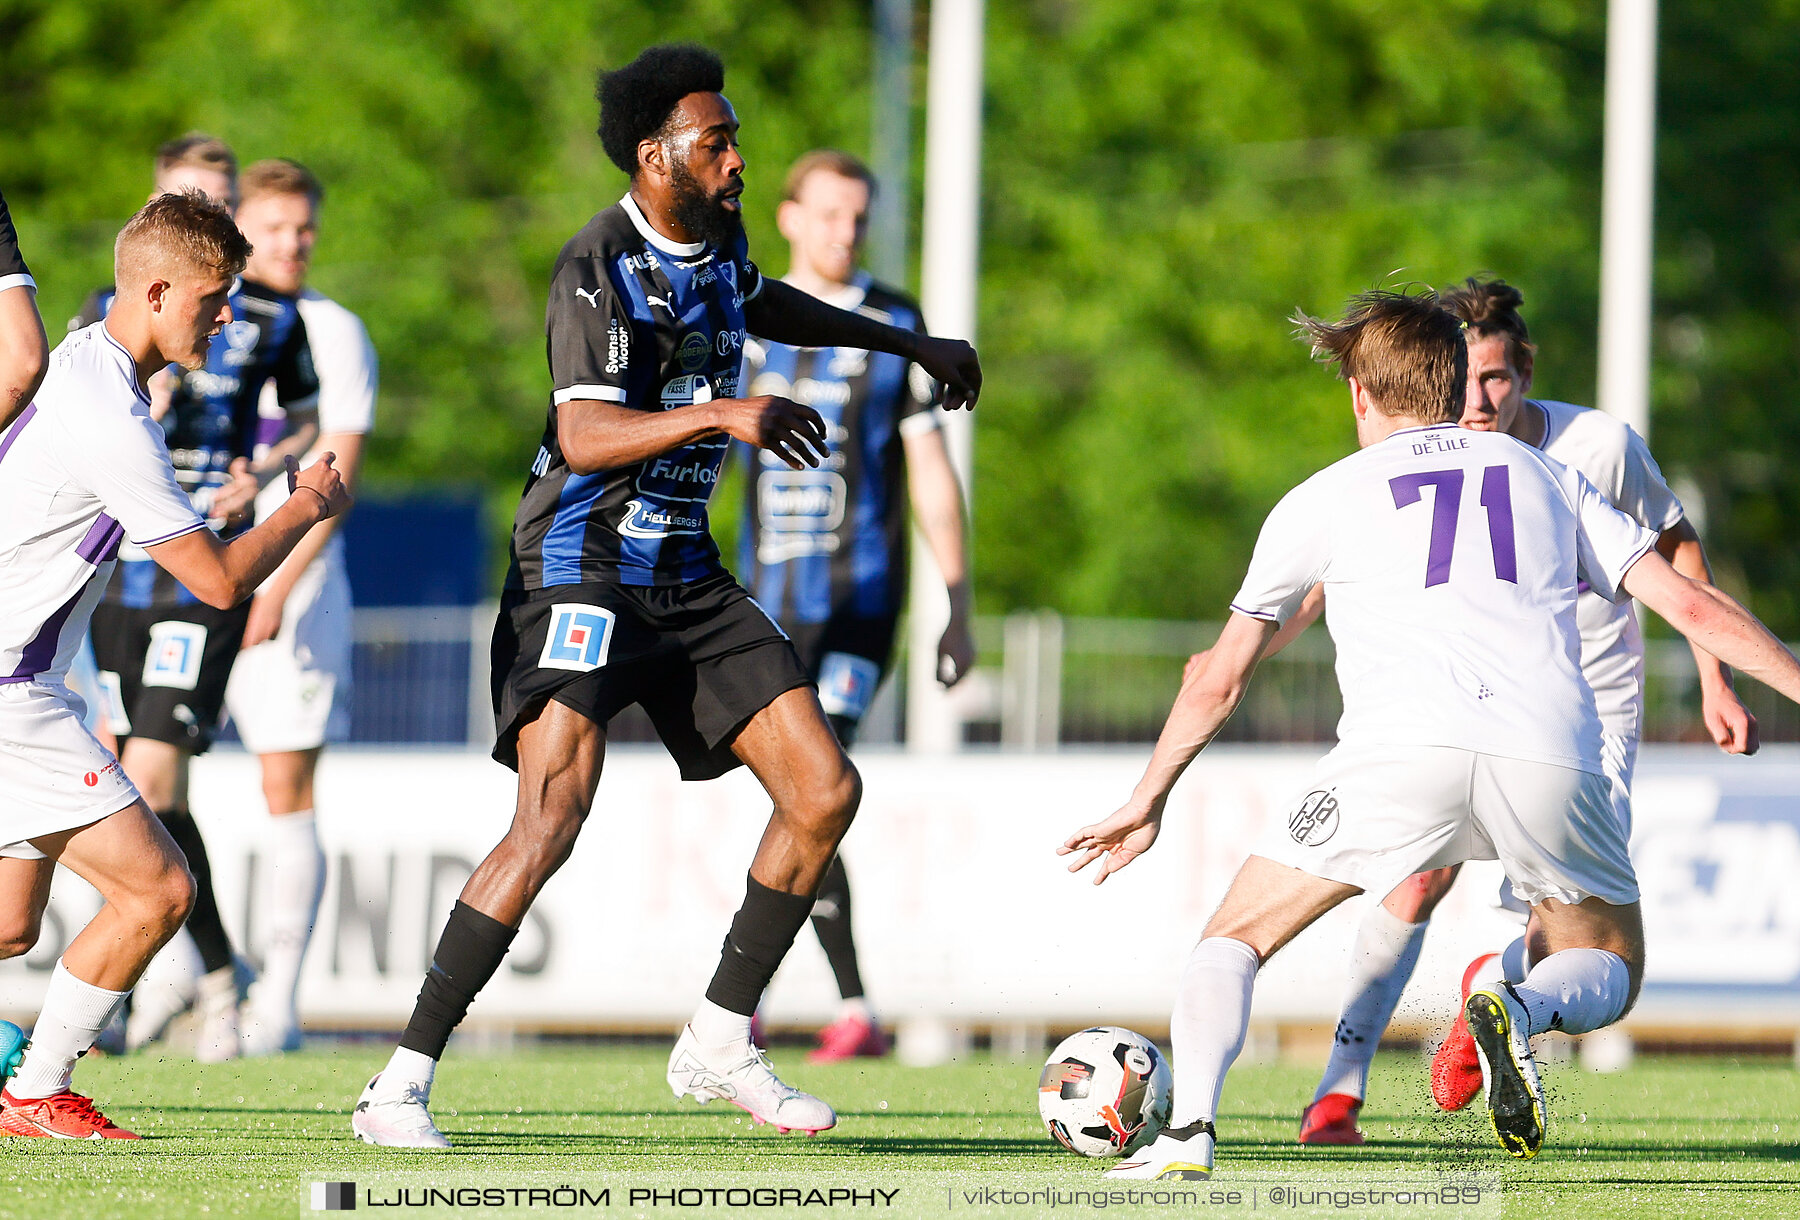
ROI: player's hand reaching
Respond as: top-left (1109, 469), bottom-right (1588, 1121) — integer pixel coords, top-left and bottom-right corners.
top-left (1059, 800), bottom-right (1164, 885)
top-left (913, 335), bottom-right (981, 412)
top-left (1703, 686), bottom-right (1759, 755)
top-left (212, 457), bottom-right (261, 527)
top-left (242, 591), bottom-right (286, 649)
top-left (287, 452), bottom-right (352, 520)
top-left (718, 395), bottom-right (831, 470)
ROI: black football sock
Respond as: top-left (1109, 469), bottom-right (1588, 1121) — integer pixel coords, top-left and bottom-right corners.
top-left (809, 855), bottom-right (866, 1002)
top-left (158, 808), bottom-right (234, 974)
top-left (398, 901), bottom-right (517, 1059)
top-left (705, 874), bottom-right (817, 1016)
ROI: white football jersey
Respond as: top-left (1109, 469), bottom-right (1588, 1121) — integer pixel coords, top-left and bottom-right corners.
top-left (253, 289), bottom-right (377, 561)
top-left (1535, 399), bottom-right (1684, 738)
top-left (1231, 423), bottom-right (1658, 773)
top-left (0, 323), bottom-right (205, 684)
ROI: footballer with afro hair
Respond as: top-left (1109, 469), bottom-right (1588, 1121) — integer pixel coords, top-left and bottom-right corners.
top-left (353, 41), bottom-right (987, 1152)
top-left (596, 44), bottom-right (726, 177)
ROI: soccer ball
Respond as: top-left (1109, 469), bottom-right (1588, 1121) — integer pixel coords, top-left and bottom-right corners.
top-left (1037, 1026), bottom-right (1173, 1157)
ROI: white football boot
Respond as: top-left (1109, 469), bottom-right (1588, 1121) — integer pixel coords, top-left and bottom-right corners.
top-left (239, 982), bottom-right (304, 1057)
top-left (351, 1073), bottom-right (452, 1150)
top-left (125, 935), bottom-right (203, 1051)
top-left (193, 965), bottom-right (243, 1063)
top-left (666, 1025), bottom-right (837, 1134)
top-left (1105, 1119), bottom-right (1216, 1180)
top-left (1465, 986), bottom-right (1547, 1159)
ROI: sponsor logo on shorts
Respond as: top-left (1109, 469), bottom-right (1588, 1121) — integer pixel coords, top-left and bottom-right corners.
top-left (142, 621), bottom-right (207, 691)
top-left (1289, 788), bottom-right (1340, 846)
top-left (816, 652), bottom-right (880, 720)
top-left (83, 771), bottom-right (98, 788)
top-left (538, 605), bottom-right (616, 673)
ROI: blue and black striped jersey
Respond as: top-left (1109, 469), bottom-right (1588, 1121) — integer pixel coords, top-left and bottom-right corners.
top-left (74, 279), bottom-right (319, 608)
top-left (507, 195), bottom-right (763, 590)
top-left (0, 189), bottom-right (30, 286)
top-left (736, 274), bottom-right (938, 626)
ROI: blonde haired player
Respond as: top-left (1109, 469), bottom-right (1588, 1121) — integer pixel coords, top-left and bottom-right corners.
top-left (1065, 289), bottom-right (1800, 1176)
top-left (224, 159), bottom-right (377, 1055)
top-left (0, 191), bottom-right (348, 1137)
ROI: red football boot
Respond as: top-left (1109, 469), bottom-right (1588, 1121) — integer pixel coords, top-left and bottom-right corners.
top-left (1430, 953), bottom-right (1498, 1112)
top-left (1298, 1092), bottom-right (1364, 1145)
top-left (0, 1088), bottom-right (141, 1139)
top-left (807, 1013), bottom-right (890, 1064)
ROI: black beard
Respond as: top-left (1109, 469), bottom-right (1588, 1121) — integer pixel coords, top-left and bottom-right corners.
top-left (668, 158), bottom-right (743, 248)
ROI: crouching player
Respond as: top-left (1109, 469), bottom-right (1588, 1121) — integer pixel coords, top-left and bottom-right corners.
top-left (0, 191), bottom-right (349, 1137)
top-left (1063, 290), bottom-right (1800, 1176)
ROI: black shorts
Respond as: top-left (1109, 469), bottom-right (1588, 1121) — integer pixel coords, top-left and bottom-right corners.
top-left (492, 575), bottom-right (811, 781)
top-left (88, 600), bottom-right (252, 754)
top-left (783, 615), bottom-right (898, 747)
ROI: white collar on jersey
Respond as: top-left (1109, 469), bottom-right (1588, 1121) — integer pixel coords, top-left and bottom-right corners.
top-left (619, 193), bottom-right (707, 258)
top-left (96, 321), bottom-right (152, 406)
top-left (784, 270), bottom-right (870, 313)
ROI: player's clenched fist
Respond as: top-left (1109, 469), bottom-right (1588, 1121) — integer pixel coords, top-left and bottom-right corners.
top-left (911, 335), bottom-right (981, 412)
top-left (719, 394), bottom-right (831, 470)
top-left (286, 452), bottom-right (353, 520)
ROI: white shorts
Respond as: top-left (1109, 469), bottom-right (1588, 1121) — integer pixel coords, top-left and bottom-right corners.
top-left (1254, 743), bottom-right (1639, 908)
top-left (224, 552), bottom-right (354, 754)
top-left (1494, 731), bottom-right (1638, 914)
top-left (0, 681), bottom-right (141, 859)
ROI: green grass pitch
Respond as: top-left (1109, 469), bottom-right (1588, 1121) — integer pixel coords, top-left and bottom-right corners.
top-left (0, 1046), bottom-right (1795, 1218)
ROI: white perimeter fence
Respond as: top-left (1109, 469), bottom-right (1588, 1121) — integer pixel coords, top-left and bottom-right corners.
top-left (3, 747), bottom-right (1797, 1054)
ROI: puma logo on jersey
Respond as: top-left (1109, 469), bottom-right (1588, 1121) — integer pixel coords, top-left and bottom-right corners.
top-left (574, 287), bottom-right (603, 308)
top-left (647, 294), bottom-right (675, 313)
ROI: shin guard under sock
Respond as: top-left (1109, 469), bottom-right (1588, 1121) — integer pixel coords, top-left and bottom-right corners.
top-left (398, 901), bottom-right (517, 1060)
top-left (809, 855), bottom-right (866, 1002)
top-left (705, 874), bottom-right (816, 1016)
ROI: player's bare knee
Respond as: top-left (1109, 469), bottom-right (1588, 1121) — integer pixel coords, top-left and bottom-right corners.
top-left (805, 759), bottom-right (861, 841)
top-left (135, 862), bottom-right (196, 937)
top-left (1385, 866), bottom-right (1458, 921)
top-left (0, 909), bottom-right (42, 959)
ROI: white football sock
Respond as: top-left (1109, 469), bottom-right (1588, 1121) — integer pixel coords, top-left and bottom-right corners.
top-left (1315, 905), bottom-right (1428, 1101)
top-left (260, 811), bottom-right (325, 1028)
top-left (1169, 937), bottom-right (1260, 1127)
top-left (1499, 934), bottom-right (1531, 984)
top-left (1466, 950), bottom-right (1508, 996)
top-left (1508, 948), bottom-right (1630, 1037)
top-left (838, 996), bottom-right (873, 1023)
top-left (689, 998), bottom-right (753, 1046)
top-left (376, 1046), bottom-right (438, 1101)
top-left (10, 960), bottom-right (130, 1099)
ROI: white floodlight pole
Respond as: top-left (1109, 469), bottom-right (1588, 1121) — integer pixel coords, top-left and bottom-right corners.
top-left (1597, 0), bottom-right (1659, 440)
top-left (907, 0), bottom-right (984, 753)
top-left (869, 0), bottom-right (914, 286)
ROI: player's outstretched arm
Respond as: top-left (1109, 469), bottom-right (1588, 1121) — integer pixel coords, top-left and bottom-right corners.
top-left (1183, 585), bottom-right (1323, 685)
top-left (1654, 517), bottom-right (1758, 754)
top-left (1061, 613), bottom-right (1277, 885)
top-left (0, 283), bottom-right (48, 432)
top-left (144, 454), bottom-right (351, 610)
top-left (903, 425), bottom-right (975, 686)
top-left (1623, 551), bottom-right (1800, 708)
top-left (557, 395), bottom-right (829, 474)
top-left (745, 279), bottom-right (981, 411)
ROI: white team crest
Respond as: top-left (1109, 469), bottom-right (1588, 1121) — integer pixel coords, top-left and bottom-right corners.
top-left (221, 320), bottom-right (261, 367)
top-left (538, 604), bottom-right (616, 672)
top-left (142, 621), bottom-right (207, 690)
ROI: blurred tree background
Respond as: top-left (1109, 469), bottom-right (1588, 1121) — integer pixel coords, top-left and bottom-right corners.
top-left (2, 0), bottom-right (1796, 629)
